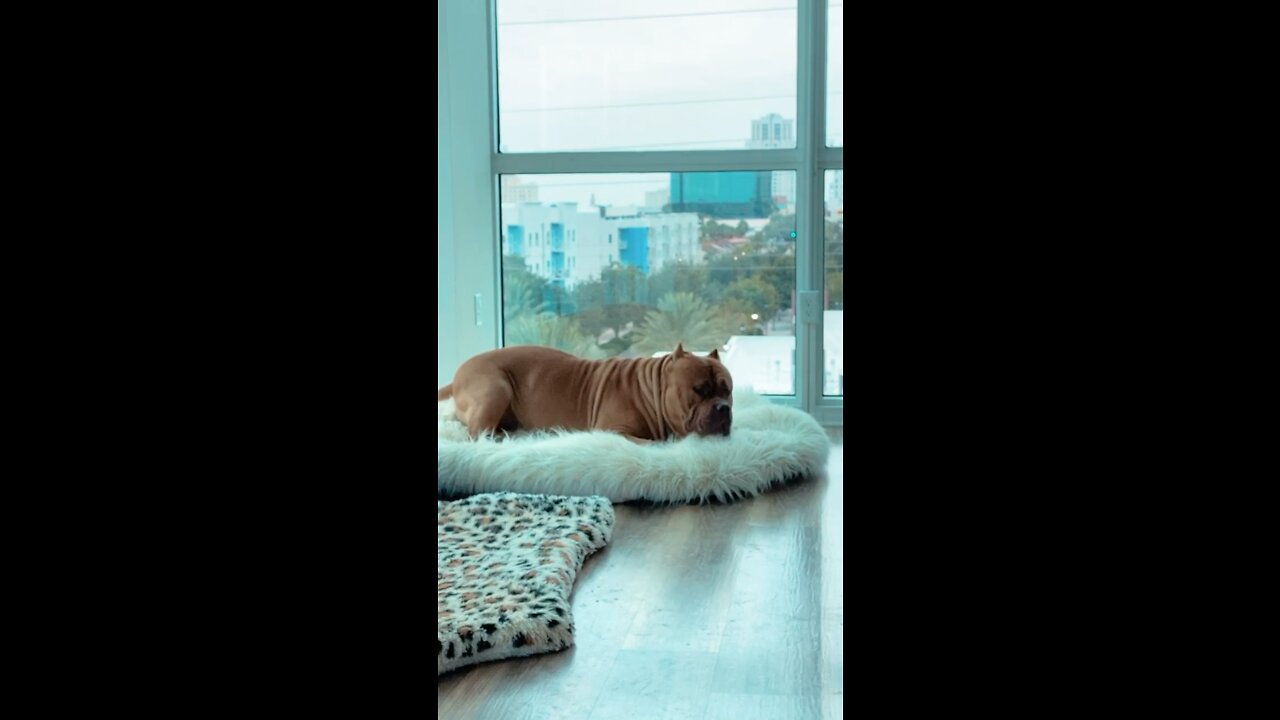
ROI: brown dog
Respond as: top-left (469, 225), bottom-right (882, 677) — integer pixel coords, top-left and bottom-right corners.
top-left (438, 344), bottom-right (733, 441)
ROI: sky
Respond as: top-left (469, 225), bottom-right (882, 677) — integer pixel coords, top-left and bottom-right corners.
top-left (495, 0), bottom-right (842, 207)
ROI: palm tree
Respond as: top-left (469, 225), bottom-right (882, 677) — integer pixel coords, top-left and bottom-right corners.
top-left (629, 292), bottom-right (732, 356)
top-left (505, 314), bottom-right (606, 359)
top-left (502, 271), bottom-right (545, 326)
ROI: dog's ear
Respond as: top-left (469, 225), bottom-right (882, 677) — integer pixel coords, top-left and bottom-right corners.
top-left (673, 343), bottom-right (687, 358)
top-left (708, 348), bottom-right (720, 360)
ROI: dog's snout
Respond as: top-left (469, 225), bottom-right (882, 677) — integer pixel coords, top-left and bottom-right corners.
top-left (706, 401), bottom-right (732, 437)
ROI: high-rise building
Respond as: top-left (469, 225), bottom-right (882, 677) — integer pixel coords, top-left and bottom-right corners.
top-left (644, 188), bottom-right (670, 211)
top-left (826, 172), bottom-right (843, 215)
top-left (769, 173), bottom-right (797, 214)
top-left (668, 172), bottom-right (775, 218)
top-left (748, 114), bottom-right (794, 149)
top-left (500, 175), bottom-right (540, 204)
top-left (747, 114), bottom-right (796, 212)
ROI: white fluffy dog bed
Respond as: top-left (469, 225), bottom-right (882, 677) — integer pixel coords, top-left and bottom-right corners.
top-left (438, 391), bottom-right (830, 503)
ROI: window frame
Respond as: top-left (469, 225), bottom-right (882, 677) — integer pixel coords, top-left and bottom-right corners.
top-left (439, 0), bottom-right (841, 424)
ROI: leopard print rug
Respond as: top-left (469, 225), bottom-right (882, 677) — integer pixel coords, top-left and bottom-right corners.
top-left (438, 492), bottom-right (614, 675)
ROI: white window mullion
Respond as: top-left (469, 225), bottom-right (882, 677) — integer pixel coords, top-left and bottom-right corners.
top-left (812, 2), bottom-right (843, 425)
top-left (494, 150), bottom-right (803, 176)
top-left (815, 0), bottom-right (843, 424)
top-left (795, 0), bottom-right (822, 415)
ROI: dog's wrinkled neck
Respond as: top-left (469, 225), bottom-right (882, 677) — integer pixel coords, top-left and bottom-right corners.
top-left (652, 354), bottom-right (674, 439)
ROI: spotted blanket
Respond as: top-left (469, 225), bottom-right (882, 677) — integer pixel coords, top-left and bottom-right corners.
top-left (437, 492), bottom-right (614, 675)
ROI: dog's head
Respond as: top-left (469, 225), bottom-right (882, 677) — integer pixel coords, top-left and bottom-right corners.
top-left (662, 343), bottom-right (734, 438)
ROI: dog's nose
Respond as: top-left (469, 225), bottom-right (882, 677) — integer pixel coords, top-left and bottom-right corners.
top-left (711, 402), bottom-right (731, 436)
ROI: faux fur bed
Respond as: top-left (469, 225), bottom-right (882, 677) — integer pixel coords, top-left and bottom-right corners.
top-left (438, 390), bottom-right (829, 503)
top-left (438, 492), bottom-right (614, 676)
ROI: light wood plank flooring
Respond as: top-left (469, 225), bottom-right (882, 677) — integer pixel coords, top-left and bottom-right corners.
top-left (438, 429), bottom-right (844, 720)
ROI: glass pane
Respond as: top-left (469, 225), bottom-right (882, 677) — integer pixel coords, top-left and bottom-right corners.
top-left (496, 1), bottom-right (798, 153)
top-left (500, 172), bottom-right (797, 395)
top-left (824, 170), bottom-right (843, 395)
top-left (827, 2), bottom-right (843, 147)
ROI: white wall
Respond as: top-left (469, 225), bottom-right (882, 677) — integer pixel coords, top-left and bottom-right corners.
top-left (439, 0), bottom-right (500, 387)
top-left (437, 0), bottom-right (456, 388)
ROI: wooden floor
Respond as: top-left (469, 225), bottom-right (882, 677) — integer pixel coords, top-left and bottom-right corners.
top-left (438, 429), bottom-right (844, 720)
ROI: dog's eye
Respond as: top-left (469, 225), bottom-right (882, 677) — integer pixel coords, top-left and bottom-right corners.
top-left (694, 383), bottom-right (711, 397)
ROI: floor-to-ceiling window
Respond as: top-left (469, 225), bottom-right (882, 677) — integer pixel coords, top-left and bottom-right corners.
top-left (443, 0), bottom-right (841, 420)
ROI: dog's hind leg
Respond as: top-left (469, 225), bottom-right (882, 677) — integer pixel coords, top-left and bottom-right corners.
top-left (454, 381), bottom-right (516, 439)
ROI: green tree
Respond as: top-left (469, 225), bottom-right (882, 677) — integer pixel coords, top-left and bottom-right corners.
top-left (699, 218), bottom-right (741, 244)
top-left (630, 292), bottom-right (733, 356)
top-left (825, 272), bottom-right (844, 310)
top-left (502, 255), bottom-right (549, 326)
top-left (720, 277), bottom-right (781, 331)
top-left (705, 245), bottom-right (795, 312)
top-left (543, 282), bottom-right (576, 317)
top-left (575, 302), bottom-right (651, 354)
top-left (647, 263), bottom-right (718, 304)
top-left (598, 264), bottom-right (648, 305)
top-left (576, 301), bottom-right (650, 338)
top-left (750, 212), bottom-right (796, 246)
top-left (824, 218), bottom-right (843, 309)
top-left (573, 277), bottom-right (605, 309)
top-left (505, 314), bottom-right (605, 359)
top-left (747, 253), bottom-right (795, 312)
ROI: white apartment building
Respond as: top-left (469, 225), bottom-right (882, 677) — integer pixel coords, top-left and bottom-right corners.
top-left (500, 202), bottom-right (702, 288)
